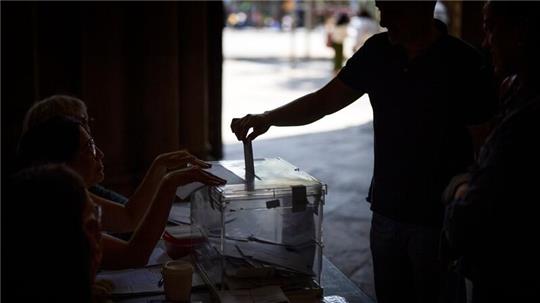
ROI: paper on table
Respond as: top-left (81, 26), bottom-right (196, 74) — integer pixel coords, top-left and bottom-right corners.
top-left (219, 286), bottom-right (289, 303)
top-left (97, 265), bottom-right (206, 297)
top-left (175, 163), bottom-right (246, 200)
top-left (323, 296), bottom-right (349, 303)
top-left (206, 163), bottom-right (246, 184)
top-left (97, 266), bottom-right (163, 296)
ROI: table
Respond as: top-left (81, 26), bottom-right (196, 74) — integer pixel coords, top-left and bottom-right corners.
top-left (116, 195), bottom-right (375, 303)
top-left (115, 256), bottom-right (375, 303)
top-left (320, 257), bottom-right (375, 303)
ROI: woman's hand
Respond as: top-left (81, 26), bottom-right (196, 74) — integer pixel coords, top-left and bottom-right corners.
top-left (163, 166), bottom-right (226, 188)
top-left (154, 150), bottom-right (211, 172)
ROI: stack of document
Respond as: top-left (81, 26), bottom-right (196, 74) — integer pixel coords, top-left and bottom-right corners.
top-left (210, 237), bottom-right (315, 276)
top-left (96, 266), bottom-right (163, 297)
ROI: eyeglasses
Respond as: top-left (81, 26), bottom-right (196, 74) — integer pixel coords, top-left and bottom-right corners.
top-left (93, 204), bottom-right (102, 226)
top-left (85, 137), bottom-right (97, 158)
top-left (80, 115), bottom-right (95, 127)
top-left (79, 115), bottom-right (94, 134)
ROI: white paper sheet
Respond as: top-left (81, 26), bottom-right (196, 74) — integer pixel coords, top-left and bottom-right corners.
top-left (97, 266), bottom-right (163, 296)
top-left (175, 164), bottom-right (246, 201)
top-left (97, 265), bottom-right (206, 296)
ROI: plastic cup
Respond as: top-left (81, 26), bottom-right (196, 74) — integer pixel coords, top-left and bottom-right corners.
top-left (162, 260), bottom-right (193, 302)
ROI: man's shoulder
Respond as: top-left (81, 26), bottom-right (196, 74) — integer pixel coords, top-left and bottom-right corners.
top-left (365, 32), bottom-right (390, 46)
top-left (347, 32), bottom-right (390, 63)
top-left (355, 32), bottom-right (391, 57)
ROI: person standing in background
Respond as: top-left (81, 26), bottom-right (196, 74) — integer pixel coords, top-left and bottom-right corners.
top-left (351, 9), bottom-right (380, 52)
top-left (330, 12), bottom-right (350, 73)
top-left (17, 116), bottom-right (226, 269)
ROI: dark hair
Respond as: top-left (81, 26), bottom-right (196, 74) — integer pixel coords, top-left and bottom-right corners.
top-left (3, 164), bottom-right (92, 302)
top-left (336, 13), bottom-right (350, 26)
top-left (376, 1), bottom-right (436, 16)
top-left (17, 115), bottom-right (82, 170)
top-left (358, 10), bottom-right (372, 19)
top-left (22, 94), bottom-right (87, 133)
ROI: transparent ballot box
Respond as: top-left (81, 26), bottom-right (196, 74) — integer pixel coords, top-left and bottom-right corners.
top-left (190, 158), bottom-right (326, 294)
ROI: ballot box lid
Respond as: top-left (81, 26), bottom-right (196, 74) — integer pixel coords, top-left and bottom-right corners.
top-left (208, 158), bottom-right (326, 202)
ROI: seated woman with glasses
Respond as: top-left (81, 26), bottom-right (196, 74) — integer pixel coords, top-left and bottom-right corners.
top-left (21, 95), bottom-right (218, 240)
top-left (23, 94), bottom-right (129, 205)
top-left (17, 116), bottom-right (226, 269)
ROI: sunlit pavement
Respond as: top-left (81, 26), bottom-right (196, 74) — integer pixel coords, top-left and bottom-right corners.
top-left (223, 27), bottom-right (376, 300)
top-left (222, 27), bottom-right (372, 145)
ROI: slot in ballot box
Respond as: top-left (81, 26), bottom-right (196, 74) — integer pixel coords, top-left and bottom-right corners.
top-left (190, 158), bottom-right (326, 295)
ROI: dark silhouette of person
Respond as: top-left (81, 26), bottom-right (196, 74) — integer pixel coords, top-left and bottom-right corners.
top-left (231, 1), bottom-right (496, 302)
top-left (16, 116), bottom-right (225, 269)
top-left (3, 164), bottom-right (93, 302)
top-left (22, 94), bottom-right (130, 205)
top-left (443, 2), bottom-right (540, 302)
top-left (20, 94), bottom-right (219, 245)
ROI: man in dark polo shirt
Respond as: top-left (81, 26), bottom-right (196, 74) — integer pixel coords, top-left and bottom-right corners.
top-left (231, 2), bottom-right (495, 302)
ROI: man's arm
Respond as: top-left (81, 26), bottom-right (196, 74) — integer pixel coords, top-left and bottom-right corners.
top-left (268, 76), bottom-right (364, 126)
top-left (231, 77), bottom-right (364, 141)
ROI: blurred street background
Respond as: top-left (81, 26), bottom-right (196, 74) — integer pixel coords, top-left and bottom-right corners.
top-left (222, 0), bottom-right (382, 144)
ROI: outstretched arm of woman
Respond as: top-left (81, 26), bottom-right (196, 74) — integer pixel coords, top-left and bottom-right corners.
top-left (100, 166), bottom-right (225, 269)
top-left (95, 151), bottom-right (211, 233)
